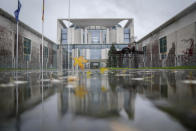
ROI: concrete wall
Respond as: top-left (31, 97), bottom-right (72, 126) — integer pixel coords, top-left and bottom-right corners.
top-left (0, 9), bottom-right (57, 69)
top-left (116, 27), bottom-right (124, 43)
top-left (109, 28), bottom-right (116, 43)
top-left (137, 4), bottom-right (196, 67)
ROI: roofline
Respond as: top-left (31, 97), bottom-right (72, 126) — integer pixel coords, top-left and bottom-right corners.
top-left (137, 2), bottom-right (196, 43)
top-left (124, 19), bottom-right (133, 28)
top-left (58, 19), bottom-right (67, 28)
top-left (59, 18), bottom-right (133, 21)
top-left (0, 8), bottom-right (56, 45)
top-left (58, 18), bottom-right (133, 28)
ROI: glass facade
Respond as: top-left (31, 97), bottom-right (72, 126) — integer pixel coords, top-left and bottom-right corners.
top-left (90, 49), bottom-right (101, 59)
top-left (87, 26), bottom-right (107, 44)
top-left (61, 28), bottom-right (67, 44)
top-left (88, 30), bottom-right (100, 44)
top-left (124, 28), bottom-right (131, 43)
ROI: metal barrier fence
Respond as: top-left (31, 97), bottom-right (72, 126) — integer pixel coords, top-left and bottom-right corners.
top-left (108, 53), bottom-right (196, 68)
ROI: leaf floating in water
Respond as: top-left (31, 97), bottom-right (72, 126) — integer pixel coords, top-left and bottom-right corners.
top-left (0, 83), bottom-right (15, 87)
top-left (67, 76), bottom-right (78, 82)
top-left (121, 70), bottom-right (127, 73)
top-left (50, 79), bottom-right (62, 83)
top-left (189, 71), bottom-right (193, 79)
top-left (110, 121), bottom-right (138, 131)
top-left (40, 79), bottom-right (51, 82)
top-left (100, 67), bottom-right (108, 74)
top-left (172, 70), bottom-right (178, 73)
top-left (182, 80), bottom-right (196, 84)
top-left (74, 86), bottom-right (88, 98)
top-left (86, 70), bottom-right (92, 78)
top-left (131, 78), bottom-right (144, 81)
top-left (10, 77), bottom-right (14, 82)
top-left (86, 70), bottom-right (92, 75)
top-left (144, 75), bottom-right (154, 79)
top-left (0, 79), bottom-right (27, 87)
top-left (13, 81), bottom-right (27, 85)
top-left (66, 84), bottom-right (76, 89)
top-left (59, 76), bottom-right (68, 80)
top-left (101, 86), bottom-right (107, 92)
top-left (115, 74), bottom-right (131, 77)
top-left (145, 71), bottom-right (151, 73)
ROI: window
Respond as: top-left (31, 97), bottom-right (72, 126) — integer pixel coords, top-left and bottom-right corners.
top-left (44, 46), bottom-right (49, 59)
top-left (90, 49), bottom-right (101, 59)
top-left (24, 38), bottom-right (31, 61)
top-left (124, 28), bottom-right (130, 34)
top-left (124, 39), bottom-right (130, 43)
top-left (161, 54), bottom-right (167, 59)
top-left (88, 29), bottom-right (100, 44)
top-left (160, 37), bottom-right (167, 53)
top-left (143, 46), bottom-right (147, 55)
top-left (61, 28), bottom-right (67, 44)
top-left (124, 34), bottom-right (130, 39)
top-left (112, 26), bottom-right (116, 30)
top-left (124, 28), bottom-right (131, 43)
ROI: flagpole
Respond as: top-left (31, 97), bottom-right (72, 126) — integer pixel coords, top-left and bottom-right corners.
top-left (41, 0), bottom-right (45, 81)
top-left (41, 21), bottom-right (44, 80)
top-left (41, 0), bottom-right (44, 125)
top-left (16, 21), bottom-right (19, 69)
top-left (68, 0), bottom-right (70, 72)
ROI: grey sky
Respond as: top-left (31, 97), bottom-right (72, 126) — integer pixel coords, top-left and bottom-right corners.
top-left (0, 0), bottom-right (195, 42)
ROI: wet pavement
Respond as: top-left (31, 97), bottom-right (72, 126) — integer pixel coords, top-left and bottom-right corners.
top-left (0, 69), bottom-right (196, 131)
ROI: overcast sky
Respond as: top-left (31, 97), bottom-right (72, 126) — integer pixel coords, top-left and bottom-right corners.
top-left (0, 0), bottom-right (195, 42)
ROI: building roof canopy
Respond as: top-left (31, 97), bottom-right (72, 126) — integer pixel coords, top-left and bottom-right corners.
top-left (61, 18), bottom-right (132, 28)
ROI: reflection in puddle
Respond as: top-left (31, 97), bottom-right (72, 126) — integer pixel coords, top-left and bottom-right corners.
top-left (182, 80), bottom-right (196, 84)
top-left (0, 70), bottom-right (196, 131)
top-left (131, 78), bottom-right (144, 81)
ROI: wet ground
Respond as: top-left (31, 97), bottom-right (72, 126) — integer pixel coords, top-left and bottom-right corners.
top-left (0, 69), bottom-right (196, 131)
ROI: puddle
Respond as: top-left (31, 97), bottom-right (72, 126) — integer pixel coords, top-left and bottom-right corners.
top-left (0, 70), bottom-right (195, 131)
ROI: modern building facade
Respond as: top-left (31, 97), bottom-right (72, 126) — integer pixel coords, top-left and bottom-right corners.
top-left (136, 2), bottom-right (196, 67)
top-left (57, 18), bottom-right (134, 69)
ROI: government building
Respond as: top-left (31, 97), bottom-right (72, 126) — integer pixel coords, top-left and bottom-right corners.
top-left (57, 18), bottom-right (134, 69)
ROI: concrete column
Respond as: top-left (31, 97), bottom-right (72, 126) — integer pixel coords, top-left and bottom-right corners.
top-left (72, 48), bottom-right (74, 70)
top-left (130, 19), bottom-right (134, 43)
top-left (76, 48), bottom-right (78, 70)
top-left (100, 30), bottom-right (102, 44)
top-left (80, 29), bottom-right (83, 44)
top-left (57, 20), bottom-right (63, 75)
top-left (85, 28), bottom-right (88, 44)
top-left (57, 45), bottom-right (63, 75)
top-left (106, 28), bottom-right (110, 44)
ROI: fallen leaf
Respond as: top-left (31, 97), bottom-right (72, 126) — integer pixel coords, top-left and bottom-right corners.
top-left (100, 67), bottom-right (108, 74)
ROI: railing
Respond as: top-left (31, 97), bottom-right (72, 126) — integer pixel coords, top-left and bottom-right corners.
top-left (108, 53), bottom-right (196, 68)
top-left (61, 43), bottom-right (129, 49)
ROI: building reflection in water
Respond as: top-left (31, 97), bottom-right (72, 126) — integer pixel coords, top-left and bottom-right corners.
top-left (58, 71), bottom-right (136, 119)
top-left (0, 70), bottom-right (196, 130)
top-left (0, 71), bottom-right (56, 129)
